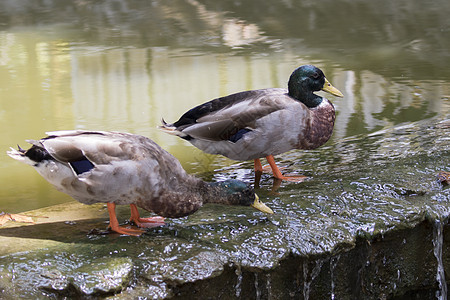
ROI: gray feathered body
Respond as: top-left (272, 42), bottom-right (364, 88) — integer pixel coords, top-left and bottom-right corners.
top-left (7, 131), bottom-right (206, 218)
top-left (161, 88), bottom-right (336, 161)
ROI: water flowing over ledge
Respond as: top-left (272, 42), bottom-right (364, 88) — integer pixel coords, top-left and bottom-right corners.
top-left (0, 115), bottom-right (448, 299)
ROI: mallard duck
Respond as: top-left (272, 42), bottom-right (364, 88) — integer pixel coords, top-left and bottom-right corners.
top-left (7, 130), bottom-right (273, 236)
top-left (160, 65), bottom-right (344, 182)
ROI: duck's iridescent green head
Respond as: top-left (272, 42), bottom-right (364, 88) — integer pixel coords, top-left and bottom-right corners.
top-left (288, 65), bottom-right (343, 108)
top-left (209, 179), bottom-right (273, 214)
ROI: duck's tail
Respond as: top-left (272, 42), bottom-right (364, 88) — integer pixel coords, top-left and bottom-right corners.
top-left (158, 118), bottom-right (189, 138)
top-left (7, 146), bottom-right (35, 166)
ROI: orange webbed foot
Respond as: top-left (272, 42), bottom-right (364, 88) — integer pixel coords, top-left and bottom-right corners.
top-left (263, 155), bottom-right (308, 183)
top-left (129, 204), bottom-right (165, 228)
top-left (107, 203), bottom-right (145, 236)
top-left (131, 217), bottom-right (166, 228)
top-left (274, 174), bottom-right (308, 183)
top-left (108, 224), bottom-right (145, 236)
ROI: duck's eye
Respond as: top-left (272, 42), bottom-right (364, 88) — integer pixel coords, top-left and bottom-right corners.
top-left (311, 72), bottom-right (320, 79)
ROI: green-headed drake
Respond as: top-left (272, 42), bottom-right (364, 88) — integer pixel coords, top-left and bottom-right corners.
top-left (8, 131), bottom-right (273, 236)
top-left (160, 65), bottom-right (343, 182)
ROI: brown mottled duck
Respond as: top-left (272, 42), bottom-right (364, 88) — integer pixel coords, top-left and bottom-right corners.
top-left (7, 131), bottom-right (273, 236)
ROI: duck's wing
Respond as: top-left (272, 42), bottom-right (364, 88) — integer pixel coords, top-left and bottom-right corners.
top-left (169, 88), bottom-right (289, 142)
top-left (38, 131), bottom-right (145, 170)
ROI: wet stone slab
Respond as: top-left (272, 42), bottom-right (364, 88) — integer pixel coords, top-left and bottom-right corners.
top-left (0, 116), bottom-right (449, 299)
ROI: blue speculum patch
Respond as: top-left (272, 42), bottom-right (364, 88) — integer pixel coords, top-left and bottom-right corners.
top-left (229, 128), bottom-right (252, 143)
top-left (70, 159), bottom-right (95, 175)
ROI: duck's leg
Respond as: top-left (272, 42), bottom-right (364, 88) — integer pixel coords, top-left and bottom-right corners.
top-left (129, 204), bottom-right (165, 228)
top-left (266, 155), bottom-right (307, 183)
top-left (254, 158), bottom-right (263, 173)
top-left (107, 203), bottom-right (144, 236)
top-left (254, 158), bottom-right (263, 188)
top-left (255, 157), bottom-right (287, 174)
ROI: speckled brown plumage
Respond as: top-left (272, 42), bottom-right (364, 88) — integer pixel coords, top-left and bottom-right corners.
top-left (296, 99), bottom-right (336, 150)
top-left (7, 130), bottom-right (273, 234)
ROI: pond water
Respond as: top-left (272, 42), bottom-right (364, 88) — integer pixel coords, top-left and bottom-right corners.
top-left (0, 0), bottom-right (449, 213)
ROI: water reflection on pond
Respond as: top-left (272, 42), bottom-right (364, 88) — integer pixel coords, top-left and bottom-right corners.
top-left (0, 0), bottom-right (448, 213)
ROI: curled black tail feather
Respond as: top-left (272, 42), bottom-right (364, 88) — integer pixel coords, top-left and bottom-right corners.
top-left (17, 145), bottom-right (25, 153)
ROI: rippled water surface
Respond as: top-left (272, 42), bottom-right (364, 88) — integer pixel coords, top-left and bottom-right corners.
top-left (0, 0), bottom-right (449, 213)
top-left (0, 1), bottom-right (449, 298)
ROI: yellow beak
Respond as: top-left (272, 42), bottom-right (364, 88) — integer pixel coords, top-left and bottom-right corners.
top-left (250, 194), bottom-right (274, 214)
top-left (322, 78), bottom-right (344, 97)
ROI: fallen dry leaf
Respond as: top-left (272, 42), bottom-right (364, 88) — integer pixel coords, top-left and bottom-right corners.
top-left (0, 214), bottom-right (12, 226)
top-left (0, 213), bottom-right (35, 226)
top-left (9, 213), bottom-right (35, 223)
